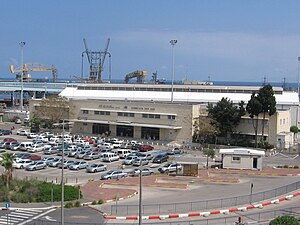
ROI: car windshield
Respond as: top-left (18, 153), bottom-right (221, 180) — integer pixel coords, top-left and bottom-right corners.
top-left (73, 162), bottom-right (80, 165)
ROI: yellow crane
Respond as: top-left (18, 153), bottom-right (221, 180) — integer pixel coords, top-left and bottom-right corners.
top-left (10, 63), bottom-right (58, 82)
top-left (125, 70), bottom-right (148, 83)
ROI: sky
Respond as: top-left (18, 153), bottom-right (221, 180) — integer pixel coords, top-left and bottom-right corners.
top-left (1, 0), bottom-right (300, 84)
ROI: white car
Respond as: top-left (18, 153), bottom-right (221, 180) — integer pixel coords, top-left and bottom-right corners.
top-left (28, 143), bottom-right (44, 153)
top-left (17, 129), bottom-right (29, 136)
top-left (12, 159), bottom-right (32, 169)
top-left (27, 133), bottom-right (38, 139)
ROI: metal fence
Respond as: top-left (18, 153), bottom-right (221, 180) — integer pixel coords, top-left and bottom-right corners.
top-left (28, 206), bottom-right (300, 225)
top-left (109, 180), bottom-right (300, 215)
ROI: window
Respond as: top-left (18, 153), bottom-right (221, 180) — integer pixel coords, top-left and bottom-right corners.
top-left (142, 114), bottom-right (148, 118)
top-left (83, 122), bottom-right (87, 126)
top-left (94, 111), bottom-right (100, 115)
top-left (154, 115), bottom-right (160, 119)
top-left (232, 156), bottom-right (241, 161)
top-left (83, 110), bottom-right (89, 114)
top-left (118, 112), bottom-right (134, 117)
top-left (149, 114), bottom-right (154, 118)
top-left (168, 115), bottom-right (176, 120)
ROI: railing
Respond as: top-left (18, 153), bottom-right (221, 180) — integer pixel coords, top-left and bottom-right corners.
top-left (109, 180), bottom-right (300, 215)
top-left (29, 206), bottom-right (300, 225)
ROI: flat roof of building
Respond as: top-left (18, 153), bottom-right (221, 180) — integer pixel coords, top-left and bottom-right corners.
top-left (219, 148), bottom-right (265, 156)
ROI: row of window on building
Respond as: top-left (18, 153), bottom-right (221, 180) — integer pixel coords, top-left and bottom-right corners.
top-left (82, 110), bottom-right (176, 120)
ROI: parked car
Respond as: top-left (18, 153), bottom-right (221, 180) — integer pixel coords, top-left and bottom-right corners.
top-left (122, 155), bottom-right (138, 165)
top-left (44, 146), bottom-right (60, 155)
top-left (158, 162), bottom-right (182, 173)
top-left (25, 161), bottom-right (47, 171)
top-left (101, 152), bottom-right (120, 162)
top-left (83, 152), bottom-right (100, 160)
top-left (152, 154), bottom-right (169, 163)
top-left (68, 148), bottom-right (82, 157)
top-left (100, 170), bottom-right (128, 180)
top-left (0, 129), bottom-right (12, 135)
top-left (57, 160), bottom-right (75, 169)
top-left (167, 147), bottom-right (182, 155)
top-left (5, 141), bottom-right (20, 150)
top-left (68, 161), bottom-right (88, 170)
top-left (12, 159), bottom-right (32, 169)
top-left (17, 129), bottom-right (29, 136)
top-left (27, 133), bottom-right (38, 139)
top-left (128, 168), bottom-right (155, 176)
top-left (47, 158), bottom-right (62, 167)
top-left (41, 157), bottom-right (56, 165)
top-left (3, 138), bottom-right (17, 143)
top-left (86, 163), bottom-right (107, 173)
top-left (75, 151), bottom-right (89, 159)
top-left (28, 143), bottom-right (44, 153)
top-left (132, 158), bottom-right (149, 166)
top-left (15, 118), bottom-right (22, 124)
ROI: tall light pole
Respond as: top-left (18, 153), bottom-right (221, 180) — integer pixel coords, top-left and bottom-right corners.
top-left (61, 120), bottom-right (65, 225)
top-left (19, 41), bottom-right (25, 111)
top-left (297, 57), bottom-right (300, 128)
top-left (170, 39), bottom-right (177, 103)
top-left (138, 160), bottom-right (142, 225)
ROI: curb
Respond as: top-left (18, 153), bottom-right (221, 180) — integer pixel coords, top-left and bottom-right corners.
top-left (104, 190), bottom-right (300, 220)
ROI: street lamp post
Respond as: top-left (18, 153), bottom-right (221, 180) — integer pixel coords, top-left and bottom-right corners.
top-left (61, 120), bottom-right (65, 225)
top-left (250, 183), bottom-right (254, 205)
top-left (170, 39), bottom-right (177, 103)
top-left (138, 160), bottom-right (142, 225)
top-left (19, 41), bottom-right (25, 111)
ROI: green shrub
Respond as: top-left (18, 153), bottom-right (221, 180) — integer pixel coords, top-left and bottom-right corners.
top-left (97, 199), bottom-right (104, 204)
top-left (65, 202), bottom-right (73, 208)
top-left (91, 201), bottom-right (97, 205)
top-left (74, 201), bottom-right (81, 207)
top-left (294, 165), bottom-right (299, 169)
top-left (283, 165), bottom-right (289, 168)
top-left (269, 215), bottom-right (300, 225)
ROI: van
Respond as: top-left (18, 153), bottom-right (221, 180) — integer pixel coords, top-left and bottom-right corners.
top-left (115, 149), bottom-right (132, 159)
top-left (19, 142), bottom-right (33, 151)
top-left (101, 152), bottom-right (120, 162)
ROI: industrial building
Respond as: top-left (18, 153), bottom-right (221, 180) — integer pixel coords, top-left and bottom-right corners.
top-left (30, 83), bottom-right (299, 146)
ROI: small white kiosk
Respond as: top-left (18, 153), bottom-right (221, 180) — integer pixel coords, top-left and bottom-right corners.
top-left (219, 148), bottom-right (265, 171)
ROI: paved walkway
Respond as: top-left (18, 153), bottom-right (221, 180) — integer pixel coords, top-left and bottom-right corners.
top-left (80, 167), bottom-right (300, 205)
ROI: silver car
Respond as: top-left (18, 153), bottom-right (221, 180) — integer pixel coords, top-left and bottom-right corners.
top-left (132, 158), bottom-right (149, 166)
top-left (86, 163), bottom-right (107, 173)
top-left (100, 170), bottom-right (128, 180)
top-left (57, 160), bottom-right (75, 169)
top-left (83, 152), bottom-right (100, 160)
top-left (69, 161), bottom-right (88, 170)
top-left (47, 158), bottom-right (62, 167)
top-left (25, 161), bottom-right (47, 171)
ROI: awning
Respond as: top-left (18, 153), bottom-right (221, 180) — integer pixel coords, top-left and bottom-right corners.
top-left (72, 119), bottom-right (182, 130)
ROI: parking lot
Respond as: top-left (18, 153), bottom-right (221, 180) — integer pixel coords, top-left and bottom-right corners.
top-left (0, 124), bottom-right (195, 185)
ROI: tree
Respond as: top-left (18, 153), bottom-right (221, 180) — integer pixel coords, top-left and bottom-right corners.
top-left (1, 153), bottom-right (14, 189)
top-left (290, 125), bottom-right (299, 141)
top-left (269, 215), bottom-right (300, 225)
top-left (207, 97), bottom-right (245, 143)
top-left (203, 148), bottom-right (215, 169)
top-left (257, 84), bottom-right (276, 142)
top-left (193, 116), bottom-right (219, 145)
top-left (33, 95), bottom-right (73, 127)
top-left (246, 93), bottom-right (263, 147)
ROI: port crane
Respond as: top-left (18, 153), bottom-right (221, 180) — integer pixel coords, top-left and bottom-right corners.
top-left (125, 70), bottom-right (148, 84)
top-left (10, 63), bottom-right (58, 82)
top-left (81, 38), bottom-right (111, 83)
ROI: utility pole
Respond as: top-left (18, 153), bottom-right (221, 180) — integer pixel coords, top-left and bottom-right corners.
top-left (19, 41), bottom-right (25, 111)
top-left (170, 39), bottom-right (177, 103)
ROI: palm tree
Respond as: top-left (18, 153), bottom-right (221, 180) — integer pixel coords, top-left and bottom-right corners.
top-left (1, 153), bottom-right (14, 189)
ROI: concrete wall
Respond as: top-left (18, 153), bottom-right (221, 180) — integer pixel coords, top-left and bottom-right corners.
top-left (222, 154), bottom-right (263, 170)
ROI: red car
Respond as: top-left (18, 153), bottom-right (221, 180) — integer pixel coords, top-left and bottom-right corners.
top-left (83, 137), bottom-right (94, 144)
top-left (26, 154), bottom-right (42, 161)
top-left (138, 144), bottom-right (154, 152)
top-left (3, 138), bottom-right (17, 143)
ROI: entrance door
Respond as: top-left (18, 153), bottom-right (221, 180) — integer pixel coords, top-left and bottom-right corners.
top-left (253, 158), bottom-right (258, 169)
